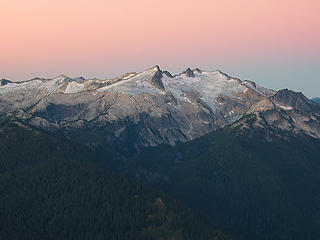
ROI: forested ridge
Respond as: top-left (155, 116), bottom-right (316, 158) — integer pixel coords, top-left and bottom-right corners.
top-left (2, 112), bottom-right (320, 240)
top-left (116, 116), bottom-right (320, 240)
top-left (0, 118), bottom-right (231, 240)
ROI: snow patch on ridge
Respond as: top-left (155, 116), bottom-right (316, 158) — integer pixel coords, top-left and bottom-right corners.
top-left (121, 73), bottom-right (136, 80)
top-left (97, 68), bottom-right (247, 113)
top-left (242, 80), bottom-right (275, 96)
top-left (275, 103), bottom-right (293, 111)
top-left (162, 70), bottom-right (246, 113)
top-left (97, 67), bottom-right (164, 95)
top-left (0, 78), bottom-right (62, 95)
top-left (65, 82), bottom-right (85, 94)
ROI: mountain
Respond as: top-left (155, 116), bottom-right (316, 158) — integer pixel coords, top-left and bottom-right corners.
top-left (248, 89), bottom-right (320, 139)
top-left (0, 66), bottom-right (275, 154)
top-left (1, 66), bottom-right (318, 156)
top-left (99, 86), bottom-right (320, 240)
top-left (312, 97), bottom-right (320, 103)
top-left (0, 117), bottom-right (232, 240)
top-left (1, 66), bottom-right (320, 240)
top-left (115, 113), bottom-right (320, 240)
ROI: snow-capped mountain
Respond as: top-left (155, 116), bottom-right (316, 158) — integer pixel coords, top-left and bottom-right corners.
top-left (1, 66), bottom-right (319, 151)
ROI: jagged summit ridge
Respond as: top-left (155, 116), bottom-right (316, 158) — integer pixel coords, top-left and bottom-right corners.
top-left (1, 65), bottom-right (318, 148)
top-left (1, 66), bottom-right (268, 98)
top-left (182, 68), bottom-right (195, 78)
top-left (148, 66), bottom-right (165, 90)
top-left (1, 79), bottom-right (12, 86)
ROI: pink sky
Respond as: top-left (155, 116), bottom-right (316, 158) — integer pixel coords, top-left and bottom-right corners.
top-left (1, 0), bottom-right (319, 95)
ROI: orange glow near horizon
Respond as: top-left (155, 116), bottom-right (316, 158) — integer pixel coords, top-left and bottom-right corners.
top-left (0, 0), bottom-right (319, 83)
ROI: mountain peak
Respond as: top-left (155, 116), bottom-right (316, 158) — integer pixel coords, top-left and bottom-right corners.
top-left (270, 89), bottom-right (319, 113)
top-left (148, 66), bottom-right (165, 90)
top-left (273, 89), bottom-right (307, 103)
top-left (148, 65), bottom-right (161, 72)
top-left (183, 68), bottom-right (195, 78)
top-left (1, 79), bottom-right (12, 86)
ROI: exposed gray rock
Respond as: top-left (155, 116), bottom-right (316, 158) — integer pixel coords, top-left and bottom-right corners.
top-left (245, 90), bottom-right (320, 139)
top-left (163, 70), bottom-right (173, 78)
top-left (271, 89), bottom-right (319, 112)
top-left (183, 68), bottom-right (195, 78)
top-left (0, 65), bottom-right (318, 153)
top-left (148, 66), bottom-right (165, 90)
top-left (1, 79), bottom-right (12, 86)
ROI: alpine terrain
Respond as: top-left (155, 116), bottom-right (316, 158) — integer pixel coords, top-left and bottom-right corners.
top-left (1, 66), bottom-right (320, 240)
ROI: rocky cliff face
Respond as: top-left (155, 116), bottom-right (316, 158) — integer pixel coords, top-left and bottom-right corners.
top-left (233, 89), bottom-right (320, 139)
top-left (0, 66), bottom-right (318, 152)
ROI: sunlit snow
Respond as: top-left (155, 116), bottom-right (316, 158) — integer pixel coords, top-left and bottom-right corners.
top-left (275, 103), bottom-right (293, 111)
top-left (161, 71), bottom-right (246, 112)
top-left (65, 82), bottom-right (85, 94)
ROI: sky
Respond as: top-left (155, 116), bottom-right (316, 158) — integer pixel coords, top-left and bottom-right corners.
top-left (1, 0), bottom-right (319, 97)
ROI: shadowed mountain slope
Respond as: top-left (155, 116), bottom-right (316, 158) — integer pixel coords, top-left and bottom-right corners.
top-left (0, 118), bottom-right (232, 240)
